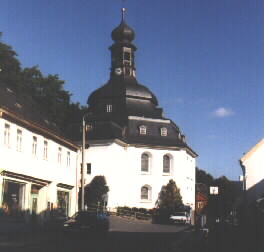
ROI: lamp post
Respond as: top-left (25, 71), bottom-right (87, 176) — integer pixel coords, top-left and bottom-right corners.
top-left (209, 186), bottom-right (219, 224)
top-left (81, 115), bottom-right (86, 211)
top-left (81, 113), bottom-right (93, 211)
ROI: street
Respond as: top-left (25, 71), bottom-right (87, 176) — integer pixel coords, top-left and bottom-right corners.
top-left (0, 216), bottom-right (198, 252)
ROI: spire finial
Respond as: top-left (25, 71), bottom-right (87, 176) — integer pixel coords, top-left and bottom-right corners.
top-left (121, 7), bottom-right (126, 21)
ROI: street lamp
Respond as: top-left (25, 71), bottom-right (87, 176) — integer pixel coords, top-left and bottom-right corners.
top-left (81, 115), bottom-right (86, 211)
top-left (209, 186), bottom-right (219, 223)
top-left (81, 113), bottom-right (93, 211)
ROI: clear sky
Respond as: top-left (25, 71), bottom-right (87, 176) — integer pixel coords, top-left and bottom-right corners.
top-left (0, 0), bottom-right (263, 180)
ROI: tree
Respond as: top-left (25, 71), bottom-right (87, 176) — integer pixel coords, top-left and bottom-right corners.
top-left (0, 37), bottom-right (21, 90)
top-left (196, 167), bottom-right (214, 186)
top-left (156, 179), bottom-right (183, 213)
top-left (84, 176), bottom-right (109, 209)
top-left (0, 33), bottom-right (88, 138)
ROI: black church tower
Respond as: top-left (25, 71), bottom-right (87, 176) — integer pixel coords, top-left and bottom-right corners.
top-left (86, 9), bottom-right (195, 153)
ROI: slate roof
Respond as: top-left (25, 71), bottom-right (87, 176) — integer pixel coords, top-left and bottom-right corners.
top-left (0, 83), bottom-right (77, 150)
top-left (84, 15), bottom-right (197, 156)
top-left (0, 83), bottom-right (60, 133)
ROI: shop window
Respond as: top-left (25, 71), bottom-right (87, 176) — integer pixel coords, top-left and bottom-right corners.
top-left (57, 190), bottom-right (69, 217)
top-left (1, 180), bottom-right (25, 215)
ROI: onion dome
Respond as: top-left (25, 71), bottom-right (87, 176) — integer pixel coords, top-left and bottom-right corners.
top-left (111, 8), bottom-right (135, 43)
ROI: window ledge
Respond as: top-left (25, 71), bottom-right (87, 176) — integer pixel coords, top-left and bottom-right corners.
top-left (162, 173), bottom-right (172, 176)
top-left (141, 172), bottom-right (151, 175)
top-left (140, 200), bottom-right (152, 203)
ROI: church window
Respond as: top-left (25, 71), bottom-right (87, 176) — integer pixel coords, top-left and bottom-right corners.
top-left (87, 163), bottom-right (91, 174)
top-left (139, 125), bottom-right (147, 135)
top-left (106, 104), bottom-right (112, 113)
top-left (163, 155), bottom-right (171, 173)
top-left (160, 127), bottom-right (167, 136)
top-left (141, 153), bottom-right (149, 172)
top-left (141, 185), bottom-right (152, 201)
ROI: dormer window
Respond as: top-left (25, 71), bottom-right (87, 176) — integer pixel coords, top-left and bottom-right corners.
top-left (139, 125), bottom-right (147, 135)
top-left (106, 104), bottom-right (112, 113)
top-left (160, 127), bottom-right (167, 136)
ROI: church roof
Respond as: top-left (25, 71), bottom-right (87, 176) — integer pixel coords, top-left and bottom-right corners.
top-left (84, 9), bottom-right (197, 156)
top-left (88, 76), bottom-right (158, 107)
top-left (111, 8), bottom-right (135, 43)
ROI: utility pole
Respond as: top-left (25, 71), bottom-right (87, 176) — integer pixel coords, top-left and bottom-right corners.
top-left (81, 116), bottom-right (86, 211)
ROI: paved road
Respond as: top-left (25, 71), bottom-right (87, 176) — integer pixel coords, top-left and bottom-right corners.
top-left (110, 216), bottom-right (188, 232)
top-left (0, 216), bottom-right (196, 252)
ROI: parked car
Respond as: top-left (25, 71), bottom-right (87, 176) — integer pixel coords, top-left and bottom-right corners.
top-left (63, 211), bottom-right (109, 238)
top-left (44, 210), bottom-right (68, 231)
top-left (169, 212), bottom-right (190, 224)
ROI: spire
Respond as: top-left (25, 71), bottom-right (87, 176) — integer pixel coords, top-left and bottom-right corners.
top-left (121, 8), bottom-right (126, 22)
top-left (111, 8), bottom-right (135, 43)
top-left (110, 9), bottom-right (137, 78)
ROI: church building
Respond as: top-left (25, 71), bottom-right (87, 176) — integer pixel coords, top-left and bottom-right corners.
top-left (81, 9), bottom-right (197, 214)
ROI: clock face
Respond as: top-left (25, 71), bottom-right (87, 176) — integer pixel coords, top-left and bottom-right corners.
top-left (115, 68), bottom-right (122, 75)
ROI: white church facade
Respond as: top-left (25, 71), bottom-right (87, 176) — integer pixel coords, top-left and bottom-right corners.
top-left (80, 9), bottom-right (197, 213)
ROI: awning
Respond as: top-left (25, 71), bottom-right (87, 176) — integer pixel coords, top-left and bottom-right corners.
top-left (1, 170), bottom-right (51, 187)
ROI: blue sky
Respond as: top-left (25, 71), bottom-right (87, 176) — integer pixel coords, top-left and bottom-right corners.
top-left (0, 0), bottom-right (263, 180)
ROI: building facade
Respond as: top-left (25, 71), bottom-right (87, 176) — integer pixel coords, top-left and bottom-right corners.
top-left (0, 85), bottom-right (79, 222)
top-left (240, 139), bottom-right (264, 251)
top-left (240, 138), bottom-right (264, 201)
top-left (80, 9), bottom-right (197, 215)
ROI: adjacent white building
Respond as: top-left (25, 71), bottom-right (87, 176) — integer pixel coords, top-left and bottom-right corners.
top-left (0, 86), bottom-right (79, 222)
top-left (240, 138), bottom-right (264, 203)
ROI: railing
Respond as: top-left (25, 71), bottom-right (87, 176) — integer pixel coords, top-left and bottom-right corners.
top-left (116, 208), bottom-right (152, 221)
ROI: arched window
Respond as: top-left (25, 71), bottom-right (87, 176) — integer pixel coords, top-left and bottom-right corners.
top-left (163, 155), bottom-right (171, 173)
top-left (141, 153), bottom-right (149, 172)
top-left (141, 185), bottom-right (152, 201)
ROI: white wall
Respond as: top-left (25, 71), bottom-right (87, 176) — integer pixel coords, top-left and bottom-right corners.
top-left (0, 117), bottom-right (78, 217)
top-left (80, 141), bottom-right (196, 211)
top-left (241, 139), bottom-right (264, 202)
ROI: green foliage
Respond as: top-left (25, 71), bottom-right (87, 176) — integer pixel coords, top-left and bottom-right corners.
top-left (0, 41), bottom-right (21, 90)
top-left (84, 176), bottom-right (109, 208)
top-left (196, 167), bottom-right (214, 186)
top-left (196, 167), bottom-right (242, 221)
top-left (156, 179), bottom-right (183, 213)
